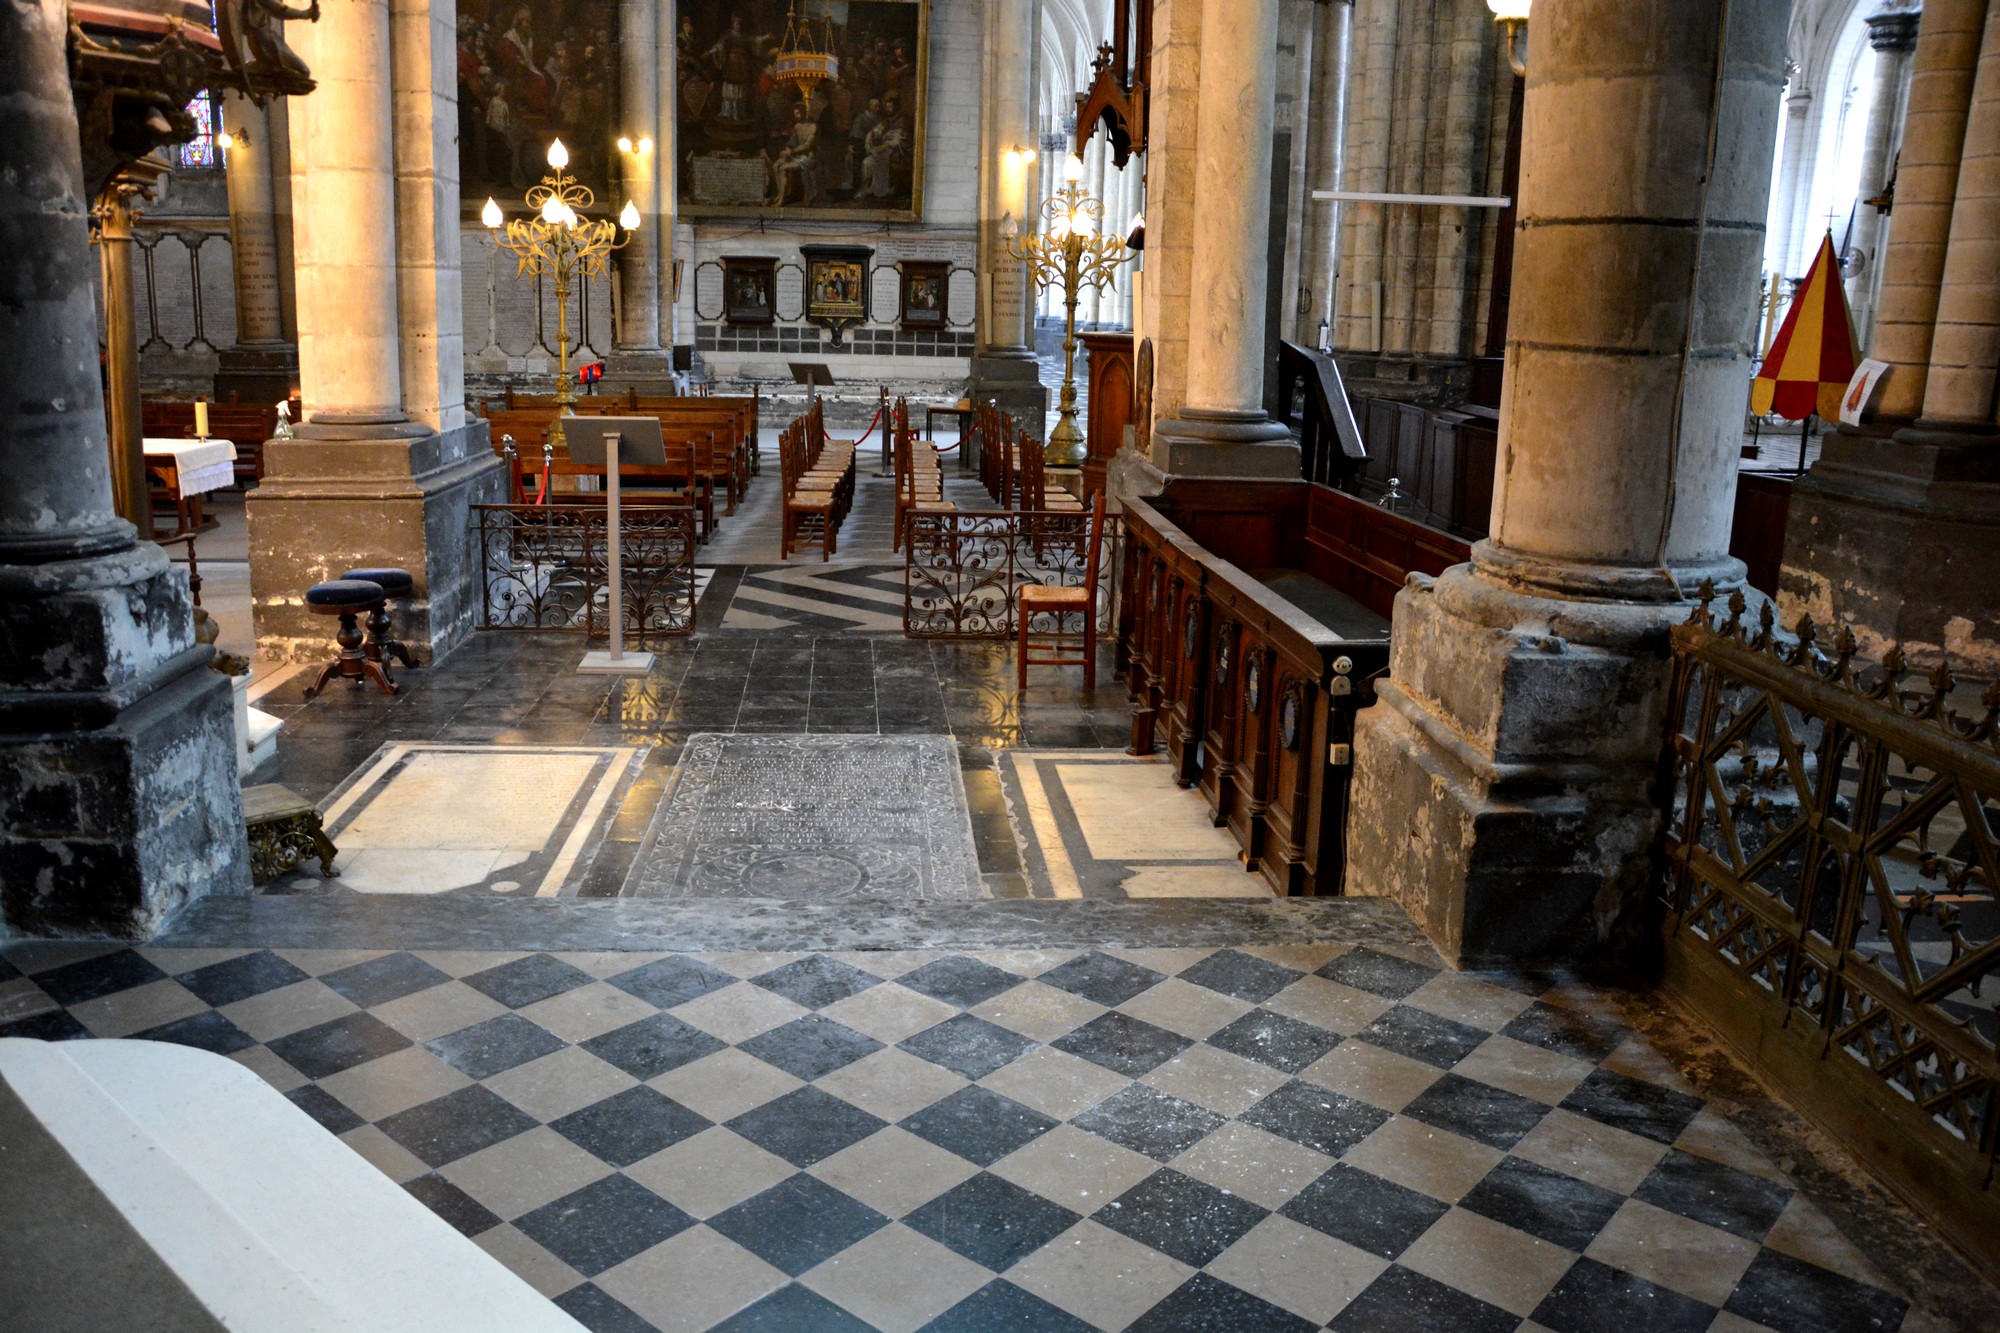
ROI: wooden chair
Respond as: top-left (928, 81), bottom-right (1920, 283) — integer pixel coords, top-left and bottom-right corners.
top-left (1017, 487), bottom-right (1108, 693)
top-left (892, 396), bottom-right (955, 552)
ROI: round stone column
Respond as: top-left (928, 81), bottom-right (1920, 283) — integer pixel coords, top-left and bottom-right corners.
top-left (1850, 11), bottom-right (1921, 346)
top-left (1868, 0), bottom-right (1987, 423)
top-left (656, 0), bottom-right (681, 354)
top-left (616, 0), bottom-right (662, 357)
top-left (1919, 1), bottom-right (2000, 427)
top-left (1347, 0), bottom-right (1789, 965)
top-left (214, 91), bottom-right (299, 406)
top-left (288, 0), bottom-right (405, 424)
top-left (1152, 0), bottom-right (1293, 472)
top-left (970, 0), bottom-right (1047, 431)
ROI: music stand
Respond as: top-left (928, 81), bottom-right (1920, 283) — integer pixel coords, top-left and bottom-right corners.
top-left (789, 362), bottom-right (834, 405)
top-left (567, 417), bottom-right (666, 676)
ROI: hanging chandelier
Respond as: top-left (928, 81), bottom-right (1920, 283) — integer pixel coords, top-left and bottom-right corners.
top-left (772, 2), bottom-right (839, 95)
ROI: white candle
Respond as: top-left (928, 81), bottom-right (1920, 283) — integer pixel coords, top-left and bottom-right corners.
top-left (194, 399), bottom-right (209, 438)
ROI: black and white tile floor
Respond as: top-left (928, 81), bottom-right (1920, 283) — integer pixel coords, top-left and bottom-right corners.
top-left (0, 939), bottom-right (1943, 1332)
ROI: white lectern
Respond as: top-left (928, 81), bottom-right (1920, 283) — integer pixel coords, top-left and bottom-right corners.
top-left (568, 416), bottom-right (666, 675)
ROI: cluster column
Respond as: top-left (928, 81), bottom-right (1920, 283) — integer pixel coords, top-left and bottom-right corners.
top-left (1148, 0), bottom-right (1296, 477)
top-left (1849, 10), bottom-right (1922, 346)
top-left (970, 0), bottom-right (1048, 430)
top-left (1348, 0), bottom-right (1789, 965)
top-left (215, 92), bottom-right (299, 405)
top-left (1780, 0), bottom-right (2000, 683)
top-left (0, 0), bottom-right (248, 936)
top-left (608, 0), bottom-right (674, 393)
top-left (247, 0), bottom-right (502, 663)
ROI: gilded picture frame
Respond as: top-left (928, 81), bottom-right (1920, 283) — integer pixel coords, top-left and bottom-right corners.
top-left (676, 0), bottom-right (930, 223)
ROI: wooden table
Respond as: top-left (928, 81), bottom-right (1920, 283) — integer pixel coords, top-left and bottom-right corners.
top-left (925, 400), bottom-right (973, 441)
top-left (143, 436), bottom-right (238, 536)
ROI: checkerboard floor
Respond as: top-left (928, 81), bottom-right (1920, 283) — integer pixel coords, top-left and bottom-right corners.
top-left (1, 938), bottom-right (1944, 1332)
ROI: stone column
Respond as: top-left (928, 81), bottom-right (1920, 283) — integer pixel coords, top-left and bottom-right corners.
top-left (1303, 0), bottom-right (1350, 345)
top-left (214, 92), bottom-right (298, 406)
top-left (610, 0), bottom-right (671, 392)
top-left (1348, 0), bottom-right (1788, 965)
top-left (248, 0), bottom-right (503, 663)
top-left (1768, 85), bottom-right (1817, 278)
top-left (1150, 0), bottom-right (1296, 476)
top-left (1849, 10), bottom-right (1921, 347)
top-left (0, 0), bottom-right (247, 937)
top-left (1335, 0), bottom-right (1398, 352)
top-left (971, 0), bottom-right (1048, 428)
top-left (1780, 0), bottom-right (2000, 682)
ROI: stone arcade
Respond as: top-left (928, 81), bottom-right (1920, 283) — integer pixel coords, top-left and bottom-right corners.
top-left (2, 1), bottom-right (1997, 1330)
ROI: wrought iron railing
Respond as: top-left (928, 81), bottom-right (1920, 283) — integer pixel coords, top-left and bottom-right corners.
top-left (903, 509), bottom-right (1122, 638)
top-left (471, 503), bottom-right (698, 641)
top-left (1660, 585), bottom-right (2000, 1220)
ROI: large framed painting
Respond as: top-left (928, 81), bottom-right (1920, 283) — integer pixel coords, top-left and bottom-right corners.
top-left (677, 0), bottom-right (930, 222)
top-left (457, 1), bottom-right (622, 211)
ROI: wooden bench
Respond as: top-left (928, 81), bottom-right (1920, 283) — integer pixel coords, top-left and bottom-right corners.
top-left (1119, 479), bottom-right (1472, 897)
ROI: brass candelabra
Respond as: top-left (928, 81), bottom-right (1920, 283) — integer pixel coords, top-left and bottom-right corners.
top-left (483, 139), bottom-right (639, 452)
top-left (1009, 156), bottom-right (1127, 467)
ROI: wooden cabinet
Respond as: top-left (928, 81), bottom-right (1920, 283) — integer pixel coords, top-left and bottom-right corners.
top-left (1080, 331), bottom-right (1134, 498)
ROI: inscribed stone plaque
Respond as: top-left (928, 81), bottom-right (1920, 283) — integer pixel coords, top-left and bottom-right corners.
top-left (623, 734), bottom-right (984, 901)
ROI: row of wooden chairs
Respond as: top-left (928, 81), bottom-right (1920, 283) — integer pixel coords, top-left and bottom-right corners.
top-left (891, 395), bottom-right (955, 553)
top-left (780, 400), bottom-right (857, 561)
top-left (974, 399), bottom-right (1079, 514)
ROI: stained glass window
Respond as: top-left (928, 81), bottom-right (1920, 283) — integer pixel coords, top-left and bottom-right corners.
top-left (179, 90), bottom-right (218, 169)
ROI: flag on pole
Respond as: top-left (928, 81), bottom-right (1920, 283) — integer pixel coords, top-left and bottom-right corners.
top-left (1751, 233), bottom-right (1859, 421)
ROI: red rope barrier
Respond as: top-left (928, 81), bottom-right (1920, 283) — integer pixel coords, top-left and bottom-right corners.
top-left (850, 405), bottom-right (886, 447)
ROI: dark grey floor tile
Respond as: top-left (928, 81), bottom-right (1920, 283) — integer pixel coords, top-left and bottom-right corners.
top-left (707, 1174), bottom-right (890, 1277)
top-left (0, 1010), bottom-right (88, 1041)
top-left (1559, 1068), bottom-right (1705, 1146)
top-left (1722, 1248), bottom-right (1909, 1333)
top-left (608, 956), bottom-right (744, 1008)
top-left (1500, 1002), bottom-right (1633, 1064)
top-left (726, 1086), bottom-right (888, 1168)
top-left (135, 1010), bottom-right (257, 1056)
top-left (1239, 1080), bottom-right (1391, 1158)
top-left (1280, 1163), bottom-right (1450, 1259)
top-left (1401, 1073), bottom-right (1553, 1151)
top-left (900, 1086), bottom-right (1059, 1167)
top-left (1125, 1274), bottom-right (1317, 1333)
top-left (404, 1172), bottom-right (503, 1238)
top-left (461, 953), bottom-right (595, 1009)
top-left (1036, 952), bottom-right (1168, 1007)
top-left (374, 1085), bottom-right (538, 1168)
top-left (33, 950), bottom-right (165, 1006)
top-left (1353, 1005), bottom-right (1490, 1070)
top-left (749, 955), bottom-right (882, 1010)
top-left (285, 1084), bottom-right (365, 1135)
top-left (1314, 948), bottom-right (1437, 1000)
top-left (175, 951), bottom-right (309, 1007)
top-left (1071, 1084), bottom-right (1227, 1163)
top-left (1632, 1148), bottom-right (1792, 1242)
top-left (266, 1012), bottom-right (413, 1080)
top-left (582, 1012), bottom-right (728, 1080)
top-left (1050, 1012), bottom-right (1192, 1078)
top-left (516, 1174), bottom-right (696, 1277)
top-left (1532, 1256), bottom-right (1717, 1333)
top-left (1325, 1264), bottom-right (1518, 1333)
top-left (898, 1014), bottom-right (1037, 1081)
top-left (425, 1013), bottom-right (567, 1079)
top-left (738, 1014), bottom-right (883, 1081)
top-left (712, 1282), bottom-right (877, 1332)
top-left (903, 1172), bottom-right (1082, 1273)
top-left (1460, 1155), bottom-right (1626, 1251)
top-left (552, 1283), bottom-right (656, 1333)
top-left (1204, 1008), bottom-right (1345, 1074)
top-left (1094, 1168), bottom-right (1268, 1267)
top-left (898, 956), bottom-right (1030, 1008)
top-left (319, 952), bottom-right (452, 1008)
top-left (550, 1085), bottom-right (712, 1167)
top-left (917, 1281), bottom-right (1095, 1332)
top-left (1176, 950), bottom-right (1302, 1005)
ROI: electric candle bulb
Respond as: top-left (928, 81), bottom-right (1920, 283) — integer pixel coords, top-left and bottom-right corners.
top-left (547, 138), bottom-right (569, 169)
top-left (1064, 153), bottom-right (1084, 182)
top-left (1487, 0), bottom-right (1531, 18)
top-left (216, 130), bottom-right (234, 150)
top-left (617, 136), bottom-right (634, 153)
top-left (637, 136), bottom-right (653, 153)
top-left (541, 196), bottom-right (566, 224)
top-left (620, 201), bottom-right (641, 230)
top-left (1050, 214), bottom-right (1071, 241)
top-left (482, 197), bottom-right (503, 228)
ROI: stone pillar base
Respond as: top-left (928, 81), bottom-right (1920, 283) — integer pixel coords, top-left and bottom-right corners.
top-left (1779, 427), bottom-right (2000, 680)
top-left (968, 351), bottom-right (1048, 460)
top-left (1, 546), bottom-right (248, 939)
top-left (1151, 410), bottom-right (1300, 478)
top-left (213, 341), bottom-right (299, 409)
top-left (247, 419), bottom-right (504, 664)
top-left (599, 349), bottom-right (681, 398)
top-left (1347, 557), bottom-right (1737, 967)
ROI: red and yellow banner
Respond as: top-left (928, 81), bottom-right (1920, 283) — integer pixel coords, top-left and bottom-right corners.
top-left (1751, 233), bottom-right (1858, 421)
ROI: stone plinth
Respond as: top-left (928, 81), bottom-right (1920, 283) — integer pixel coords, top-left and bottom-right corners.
top-left (246, 420), bottom-right (503, 663)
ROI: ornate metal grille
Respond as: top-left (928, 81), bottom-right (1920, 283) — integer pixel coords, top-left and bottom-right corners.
top-left (471, 504), bottom-right (698, 641)
top-left (1660, 586), bottom-right (2000, 1188)
top-left (903, 509), bottom-right (1122, 638)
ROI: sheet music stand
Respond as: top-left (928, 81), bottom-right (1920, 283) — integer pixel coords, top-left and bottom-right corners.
top-left (567, 417), bottom-right (666, 676)
top-left (789, 362), bottom-right (834, 406)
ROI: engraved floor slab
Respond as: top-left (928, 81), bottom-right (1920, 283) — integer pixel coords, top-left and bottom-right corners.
top-left (623, 734), bottom-right (985, 902)
top-left (300, 744), bottom-right (643, 898)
